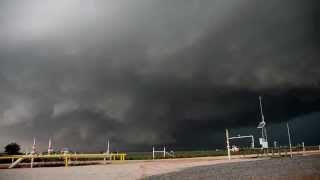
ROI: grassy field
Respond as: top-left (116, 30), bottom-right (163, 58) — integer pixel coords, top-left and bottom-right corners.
top-left (126, 145), bottom-right (319, 160)
top-left (126, 150), bottom-right (227, 160)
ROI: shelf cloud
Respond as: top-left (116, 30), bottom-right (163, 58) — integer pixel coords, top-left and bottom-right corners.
top-left (0, 0), bottom-right (319, 151)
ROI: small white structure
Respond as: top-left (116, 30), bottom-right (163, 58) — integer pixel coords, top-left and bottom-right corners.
top-left (229, 134), bottom-right (255, 149)
top-left (231, 145), bottom-right (239, 152)
top-left (152, 146), bottom-right (174, 159)
top-left (225, 129), bottom-right (255, 160)
top-left (259, 138), bottom-right (268, 149)
top-left (152, 146), bottom-right (166, 159)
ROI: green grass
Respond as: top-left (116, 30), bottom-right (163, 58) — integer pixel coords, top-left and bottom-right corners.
top-left (126, 150), bottom-right (228, 160)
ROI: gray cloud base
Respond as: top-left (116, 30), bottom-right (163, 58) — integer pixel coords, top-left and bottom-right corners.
top-left (0, 0), bottom-right (319, 151)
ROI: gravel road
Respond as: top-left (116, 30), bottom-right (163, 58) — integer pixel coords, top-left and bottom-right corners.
top-left (0, 156), bottom-right (258, 180)
top-left (147, 155), bottom-right (320, 180)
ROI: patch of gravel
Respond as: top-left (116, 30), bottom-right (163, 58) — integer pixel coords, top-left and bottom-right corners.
top-left (146, 155), bottom-right (320, 180)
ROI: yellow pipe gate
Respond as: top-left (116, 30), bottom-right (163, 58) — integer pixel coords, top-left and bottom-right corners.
top-left (0, 153), bottom-right (127, 168)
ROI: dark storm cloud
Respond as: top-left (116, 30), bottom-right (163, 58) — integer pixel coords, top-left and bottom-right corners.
top-left (0, 0), bottom-right (319, 151)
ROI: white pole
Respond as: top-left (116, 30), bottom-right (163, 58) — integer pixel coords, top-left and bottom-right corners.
top-left (31, 138), bottom-right (35, 168)
top-left (48, 138), bottom-right (51, 154)
top-left (251, 135), bottom-right (255, 149)
top-left (30, 155), bottom-right (34, 168)
top-left (48, 138), bottom-right (53, 154)
top-left (32, 138), bottom-right (36, 154)
top-left (226, 129), bottom-right (231, 160)
top-left (107, 139), bottom-right (110, 154)
top-left (302, 142), bottom-right (305, 155)
top-left (286, 123), bottom-right (293, 158)
top-left (259, 96), bottom-right (265, 123)
top-left (163, 147), bottom-right (166, 158)
top-left (259, 96), bottom-right (268, 145)
top-left (264, 127), bottom-right (268, 144)
top-left (152, 146), bottom-right (155, 160)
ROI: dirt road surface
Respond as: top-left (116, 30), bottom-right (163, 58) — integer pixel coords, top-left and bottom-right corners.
top-left (0, 156), bottom-right (260, 180)
top-left (148, 155), bottom-right (320, 180)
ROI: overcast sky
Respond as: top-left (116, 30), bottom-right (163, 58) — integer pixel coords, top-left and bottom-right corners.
top-left (0, 0), bottom-right (319, 152)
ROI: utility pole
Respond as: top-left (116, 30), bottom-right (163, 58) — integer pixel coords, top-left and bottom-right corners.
top-left (226, 129), bottom-right (231, 160)
top-left (31, 138), bottom-right (36, 168)
top-left (286, 123), bottom-right (293, 158)
top-left (259, 96), bottom-right (268, 143)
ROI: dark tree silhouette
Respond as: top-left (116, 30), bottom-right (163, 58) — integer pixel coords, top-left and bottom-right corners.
top-left (4, 142), bottom-right (21, 155)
